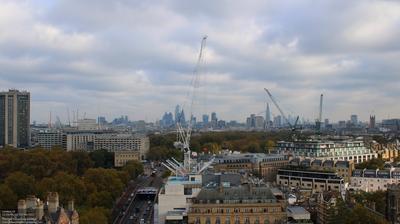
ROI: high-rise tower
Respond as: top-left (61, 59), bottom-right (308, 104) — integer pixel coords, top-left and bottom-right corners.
top-left (0, 89), bottom-right (30, 148)
top-left (265, 103), bottom-right (271, 129)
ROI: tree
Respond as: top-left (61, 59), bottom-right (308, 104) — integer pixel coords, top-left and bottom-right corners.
top-left (88, 191), bottom-right (114, 208)
top-left (89, 150), bottom-right (114, 168)
top-left (0, 184), bottom-right (17, 209)
top-left (5, 171), bottom-right (36, 199)
top-left (80, 207), bottom-right (110, 224)
top-left (122, 160), bottom-right (144, 180)
top-left (83, 168), bottom-right (124, 200)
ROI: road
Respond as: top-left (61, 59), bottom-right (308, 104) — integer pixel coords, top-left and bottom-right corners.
top-left (113, 166), bottom-right (164, 224)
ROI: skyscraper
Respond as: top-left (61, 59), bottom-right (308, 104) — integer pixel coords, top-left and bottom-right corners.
top-left (0, 89), bottom-right (30, 148)
top-left (265, 103), bottom-right (271, 129)
top-left (350, 114), bottom-right (358, 125)
top-left (202, 114), bottom-right (209, 124)
top-left (174, 105), bottom-right (181, 123)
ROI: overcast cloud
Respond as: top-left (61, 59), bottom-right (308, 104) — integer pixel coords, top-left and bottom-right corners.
top-left (0, 0), bottom-right (399, 123)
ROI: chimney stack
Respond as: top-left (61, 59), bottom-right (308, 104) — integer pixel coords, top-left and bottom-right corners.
top-left (68, 200), bottom-right (74, 211)
top-left (17, 199), bottom-right (26, 214)
top-left (35, 200), bottom-right (44, 220)
top-left (47, 192), bottom-right (59, 213)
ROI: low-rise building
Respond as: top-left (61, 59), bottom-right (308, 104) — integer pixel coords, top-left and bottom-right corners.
top-left (114, 150), bottom-right (140, 167)
top-left (287, 206), bottom-right (313, 224)
top-left (288, 158), bottom-right (354, 183)
top-left (349, 168), bottom-right (400, 192)
top-left (188, 184), bottom-right (286, 224)
top-left (276, 140), bottom-right (377, 163)
top-left (213, 153), bottom-right (289, 182)
top-left (277, 168), bottom-right (344, 193)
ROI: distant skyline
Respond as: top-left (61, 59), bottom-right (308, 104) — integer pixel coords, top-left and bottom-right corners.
top-left (1, 0), bottom-right (399, 123)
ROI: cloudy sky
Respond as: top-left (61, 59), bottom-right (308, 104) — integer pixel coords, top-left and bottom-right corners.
top-left (1, 0), bottom-right (399, 123)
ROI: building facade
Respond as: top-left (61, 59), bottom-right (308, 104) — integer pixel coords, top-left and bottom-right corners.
top-left (214, 153), bottom-right (289, 182)
top-left (277, 168), bottom-right (344, 193)
top-left (0, 89), bottom-right (30, 148)
top-left (276, 140), bottom-right (377, 163)
top-left (349, 168), bottom-right (400, 192)
top-left (37, 130), bottom-right (65, 150)
top-left (387, 184), bottom-right (400, 224)
top-left (188, 184), bottom-right (286, 224)
top-left (288, 158), bottom-right (354, 183)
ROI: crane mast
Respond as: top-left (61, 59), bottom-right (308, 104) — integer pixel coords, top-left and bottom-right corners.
top-left (172, 36), bottom-right (208, 175)
top-left (264, 88), bottom-right (294, 129)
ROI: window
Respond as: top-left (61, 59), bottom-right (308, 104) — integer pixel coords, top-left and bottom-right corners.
top-left (206, 217), bottom-right (211, 224)
top-left (195, 217), bottom-right (201, 224)
top-left (235, 216), bottom-right (240, 224)
top-left (216, 217), bottom-right (221, 224)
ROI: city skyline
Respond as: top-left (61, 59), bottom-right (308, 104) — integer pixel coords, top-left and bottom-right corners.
top-left (1, 0), bottom-right (400, 123)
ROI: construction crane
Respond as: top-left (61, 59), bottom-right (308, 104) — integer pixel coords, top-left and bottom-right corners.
top-left (315, 94), bottom-right (323, 134)
top-left (264, 88), bottom-right (299, 131)
top-left (165, 36), bottom-right (214, 176)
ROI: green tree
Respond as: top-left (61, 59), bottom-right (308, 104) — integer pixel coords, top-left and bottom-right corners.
top-left (88, 191), bottom-right (114, 208)
top-left (80, 207), bottom-right (110, 224)
top-left (122, 160), bottom-right (144, 180)
top-left (83, 168), bottom-right (124, 200)
top-left (0, 184), bottom-right (17, 209)
top-left (89, 149), bottom-right (114, 168)
top-left (5, 171), bottom-right (36, 199)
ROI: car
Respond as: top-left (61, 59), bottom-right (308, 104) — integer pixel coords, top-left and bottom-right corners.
top-left (140, 218), bottom-right (145, 224)
top-left (129, 215), bottom-right (134, 220)
top-left (147, 200), bottom-right (151, 204)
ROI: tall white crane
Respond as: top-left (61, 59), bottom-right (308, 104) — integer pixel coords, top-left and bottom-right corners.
top-left (165, 36), bottom-right (213, 176)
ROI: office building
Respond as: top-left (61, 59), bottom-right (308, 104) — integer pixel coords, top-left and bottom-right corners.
top-left (274, 115), bottom-right (282, 128)
top-left (77, 118), bottom-right (98, 130)
top-left (266, 103), bottom-right (271, 129)
top-left (0, 89), bottom-right (30, 148)
top-left (382, 119), bottom-right (400, 132)
top-left (94, 133), bottom-right (149, 159)
top-left (188, 184), bottom-right (286, 224)
top-left (202, 114), bottom-right (209, 124)
top-left (37, 130), bottom-right (65, 150)
top-left (350, 114), bottom-right (358, 125)
top-left (276, 140), bottom-right (377, 163)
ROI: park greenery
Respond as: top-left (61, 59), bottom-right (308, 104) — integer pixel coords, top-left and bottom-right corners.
top-left (147, 130), bottom-right (302, 160)
top-left (0, 147), bottom-right (143, 224)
